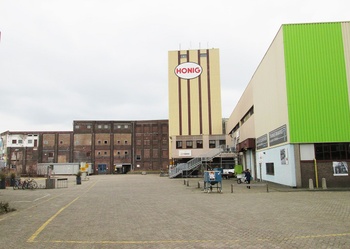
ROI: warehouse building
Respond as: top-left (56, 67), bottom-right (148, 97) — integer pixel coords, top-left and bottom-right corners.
top-left (226, 21), bottom-right (350, 187)
top-left (0, 119), bottom-right (169, 175)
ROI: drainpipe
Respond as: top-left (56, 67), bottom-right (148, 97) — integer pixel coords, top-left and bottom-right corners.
top-left (314, 158), bottom-right (319, 188)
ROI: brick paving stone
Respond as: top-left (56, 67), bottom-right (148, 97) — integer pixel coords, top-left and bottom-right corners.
top-left (0, 175), bottom-right (349, 248)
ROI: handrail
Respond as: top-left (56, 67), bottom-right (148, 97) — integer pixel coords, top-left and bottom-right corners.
top-left (169, 148), bottom-right (223, 178)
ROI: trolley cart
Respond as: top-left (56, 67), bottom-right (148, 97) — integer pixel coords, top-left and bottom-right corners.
top-left (203, 170), bottom-right (222, 193)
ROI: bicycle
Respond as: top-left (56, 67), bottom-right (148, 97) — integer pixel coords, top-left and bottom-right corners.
top-left (13, 179), bottom-right (24, 190)
top-left (22, 178), bottom-right (38, 190)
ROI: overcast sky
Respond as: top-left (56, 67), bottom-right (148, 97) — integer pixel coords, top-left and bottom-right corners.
top-left (0, 0), bottom-right (349, 132)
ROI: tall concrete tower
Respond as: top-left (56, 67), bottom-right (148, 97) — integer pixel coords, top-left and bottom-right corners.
top-left (168, 49), bottom-right (223, 161)
top-left (168, 48), bottom-right (222, 137)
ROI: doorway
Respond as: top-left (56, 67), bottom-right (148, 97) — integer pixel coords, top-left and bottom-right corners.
top-left (98, 164), bottom-right (107, 174)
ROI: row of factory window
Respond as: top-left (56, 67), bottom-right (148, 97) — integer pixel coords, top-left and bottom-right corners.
top-left (315, 143), bottom-right (350, 160)
top-left (75, 124), bottom-right (130, 129)
top-left (97, 140), bottom-right (129, 145)
top-left (176, 140), bottom-right (225, 149)
top-left (45, 151), bottom-right (129, 157)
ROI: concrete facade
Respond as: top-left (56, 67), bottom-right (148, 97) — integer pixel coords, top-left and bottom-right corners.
top-left (226, 21), bottom-right (350, 188)
top-left (168, 49), bottom-right (232, 169)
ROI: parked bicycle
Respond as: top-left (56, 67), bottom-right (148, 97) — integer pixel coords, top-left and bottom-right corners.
top-left (22, 178), bottom-right (38, 190)
top-left (13, 178), bottom-right (24, 190)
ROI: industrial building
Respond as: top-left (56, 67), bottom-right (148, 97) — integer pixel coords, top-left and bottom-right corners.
top-left (226, 21), bottom-right (350, 187)
top-left (0, 120), bottom-right (169, 175)
top-left (1, 21), bottom-right (349, 188)
top-left (168, 48), bottom-right (235, 177)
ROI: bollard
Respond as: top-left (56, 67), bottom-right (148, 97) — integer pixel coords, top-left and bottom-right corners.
top-left (322, 178), bottom-right (327, 189)
top-left (197, 181), bottom-right (201, 188)
top-left (184, 179), bottom-right (186, 185)
top-left (186, 180), bottom-right (189, 187)
top-left (309, 179), bottom-right (314, 190)
top-left (231, 184), bottom-right (233, 193)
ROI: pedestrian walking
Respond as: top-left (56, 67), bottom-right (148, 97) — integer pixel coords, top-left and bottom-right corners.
top-left (245, 169), bottom-right (251, 189)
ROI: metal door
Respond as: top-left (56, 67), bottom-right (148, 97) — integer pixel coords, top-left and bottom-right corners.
top-left (97, 164), bottom-right (107, 174)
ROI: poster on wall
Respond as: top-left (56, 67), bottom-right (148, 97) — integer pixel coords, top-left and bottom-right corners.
top-left (280, 148), bottom-right (288, 165)
top-left (333, 161), bottom-right (348, 176)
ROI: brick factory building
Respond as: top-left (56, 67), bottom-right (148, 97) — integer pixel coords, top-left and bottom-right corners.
top-left (0, 119), bottom-right (169, 175)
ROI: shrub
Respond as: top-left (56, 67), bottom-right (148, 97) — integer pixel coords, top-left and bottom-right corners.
top-left (0, 202), bottom-right (16, 214)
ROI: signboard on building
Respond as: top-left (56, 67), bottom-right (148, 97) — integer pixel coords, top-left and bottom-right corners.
top-left (174, 62), bottom-right (202, 80)
top-left (256, 134), bottom-right (268, 150)
top-left (333, 161), bottom-right (348, 176)
top-left (179, 150), bottom-right (192, 156)
top-left (269, 125), bottom-right (287, 146)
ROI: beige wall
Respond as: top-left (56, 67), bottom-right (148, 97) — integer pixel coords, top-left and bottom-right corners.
top-left (252, 27), bottom-right (289, 142)
top-left (168, 49), bottom-right (222, 137)
top-left (169, 49), bottom-right (223, 159)
top-left (170, 134), bottom-right (225, 159)
top-left (226, 26), bottom-right (289, 147)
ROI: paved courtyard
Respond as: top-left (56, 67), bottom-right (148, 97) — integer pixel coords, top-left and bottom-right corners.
top-left (0, 174), bottom-right (350, 248)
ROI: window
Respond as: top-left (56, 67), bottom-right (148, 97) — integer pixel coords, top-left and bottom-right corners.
top-left (209, 140), bottom-right (216, 148)
top-left (315, 143), bottom-right (349, 160)
top-left (12, 140), bottom-right (17, 144)
top-left (87, 125), bottom-right (91, 129)
top-left (104, 140), bottom-right (108, 144)
top-left (124, 125), bottom-right (128, 128)
top-left (124, 151), bottom-right (128, 155)
top-left (18, 140), bottom-right (23, 144)
top-left (98, 140), bottom-right (101, 144)
top-left (241, 106), bottom-right (254, 124)
top-left (136, 155), bottom-right (141, 161)
top-left (219, 140), bottom-right (226, 146)
top-left (266, 163), bottom-right (275, 175)
top-left (98, 125), bottom-right (102, 129)
top-left (104, 125), bottom-right (109, 129)
top-left (59, 141), bottom-right (63, 144)
top-left (176, 141), bottom-right (183, 149)
top-left (124, 140), bottom-right (128, 145)
top-left (48, 152), bottom-right (54, 158)
top-left (28, 140), bottom-right (33, 144)
top-left (75, 125), bottom-right (80, 129)
top-left (186, 141), bottom-right (193, 149)
top-left (180, 54), bottom-right (187, 58)
top-left (104, 151), bottom-right (108, 155)
top-left (196, 140), bottom-right (203, 149)
top-left (86, 152), bottom-right (91, 157)
top-left (98, 151), bottom-right (101, 155)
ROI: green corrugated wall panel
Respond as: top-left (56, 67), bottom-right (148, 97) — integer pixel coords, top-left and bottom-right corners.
top-left (283, 23), bottom-right (350, 143)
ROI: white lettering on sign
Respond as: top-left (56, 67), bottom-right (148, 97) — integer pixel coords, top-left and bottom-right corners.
top-left (174, 62), bottom-right (202, 80)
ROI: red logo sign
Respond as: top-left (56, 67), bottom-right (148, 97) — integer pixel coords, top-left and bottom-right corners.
top-left (174, 62), bottom-right (202, 80)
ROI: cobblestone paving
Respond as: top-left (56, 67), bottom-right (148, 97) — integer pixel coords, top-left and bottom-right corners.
top-left (0, 175), bottom-right (349, 248)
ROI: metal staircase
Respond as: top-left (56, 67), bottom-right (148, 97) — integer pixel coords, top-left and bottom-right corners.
top-left (169, 148), bottom-right (223, 178)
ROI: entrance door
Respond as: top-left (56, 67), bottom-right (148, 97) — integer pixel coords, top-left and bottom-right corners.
top-left (98, 164), bottom-right (107, 174)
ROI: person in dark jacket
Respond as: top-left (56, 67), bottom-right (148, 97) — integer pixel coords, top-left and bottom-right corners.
top-left (244, 169), bottom-right (251, 189)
